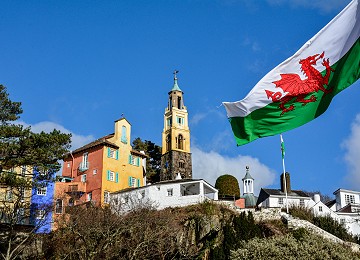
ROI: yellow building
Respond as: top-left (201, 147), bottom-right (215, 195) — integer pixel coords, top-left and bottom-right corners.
top-left (60, 117), bottom-right (147, 207)
top-left (0, 166), bottom-right (33, 225)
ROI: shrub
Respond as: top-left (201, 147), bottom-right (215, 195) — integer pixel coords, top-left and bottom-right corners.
top-left (313, 215), bottom-right (355, 243)
top-left (215, 174), bottom-right (240, 199)
top-left (210, 211), bottom-right (262, 259)
top-left (230, 231), bottom-right (360, 260)
top-left (288, 205), bottom-right (313, 222)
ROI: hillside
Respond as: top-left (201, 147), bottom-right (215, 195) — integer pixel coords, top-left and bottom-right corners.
top-left (34, 202), bottom-right (360, 259)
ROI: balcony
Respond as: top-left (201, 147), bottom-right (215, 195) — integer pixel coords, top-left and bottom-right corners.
top-left (66, 182), bottom-right (86, 198)
top-left (78, 161), bottom-right (89, 172)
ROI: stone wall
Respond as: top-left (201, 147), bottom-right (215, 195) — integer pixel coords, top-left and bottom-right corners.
top-left (161, 150), bottom-right (192, 181)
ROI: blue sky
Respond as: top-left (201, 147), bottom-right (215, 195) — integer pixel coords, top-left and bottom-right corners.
top-left (1, 0), bottom-right (359, 197)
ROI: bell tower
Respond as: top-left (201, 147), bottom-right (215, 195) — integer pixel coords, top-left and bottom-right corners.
top-left (160, 71), bottom-right (192, 181)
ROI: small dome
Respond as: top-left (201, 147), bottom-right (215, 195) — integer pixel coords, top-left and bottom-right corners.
top-left (241, 193), bottom-right (258, 208)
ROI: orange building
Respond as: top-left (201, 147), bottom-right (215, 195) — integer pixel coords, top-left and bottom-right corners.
top-left (54, 117), bottom-right (147, 212)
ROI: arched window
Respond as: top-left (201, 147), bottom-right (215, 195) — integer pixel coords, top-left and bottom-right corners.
top-left (166, 135), bottom-right (171, 151)
top-left (177, 96), bottom-right (182, 109)
top-left (121, 126), bottom-right (127, 143)
top-left (178, 134), bottom-right (183, 150)
top-left (55, 199), bottom-right (63, 214)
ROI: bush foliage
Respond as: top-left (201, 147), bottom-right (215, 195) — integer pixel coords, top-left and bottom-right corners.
top-left (288, 205), bottom-right (357, 243)
top-left (215, 174), bottom-right (240, 199)
top-left (231, 229), bottom-right (360, 260)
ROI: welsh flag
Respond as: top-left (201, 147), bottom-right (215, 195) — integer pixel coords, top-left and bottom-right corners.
top-left (223, 0), bottom-right (360, 146)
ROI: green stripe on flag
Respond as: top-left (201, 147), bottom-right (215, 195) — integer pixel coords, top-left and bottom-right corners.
top-left (229, 39), bottom-right (360, 146)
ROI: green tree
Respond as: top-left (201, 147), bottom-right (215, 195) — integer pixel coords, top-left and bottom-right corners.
top-left (215, 174), bottom-right (240, 199)
top-left (0, 85), bottom-right (71, 260)
top-left (132, 137), bottom-right (161, 183)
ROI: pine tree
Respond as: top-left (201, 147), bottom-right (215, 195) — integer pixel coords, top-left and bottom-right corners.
top-left (0, 85), bottom-right (71, 260)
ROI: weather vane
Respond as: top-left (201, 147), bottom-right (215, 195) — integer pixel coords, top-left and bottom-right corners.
top-left (173, 70), bottom-right (179, 80)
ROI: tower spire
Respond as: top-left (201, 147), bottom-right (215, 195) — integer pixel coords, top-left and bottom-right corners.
top-left (171, 70), bottom-right (182, 92)
top-left (161, 71), bottom-right (191, 181)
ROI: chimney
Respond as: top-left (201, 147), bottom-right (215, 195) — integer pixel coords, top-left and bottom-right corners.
top-left (280, 172), bottom-right (291, 193)
top-left (314, 194), bottom-right (321, 203)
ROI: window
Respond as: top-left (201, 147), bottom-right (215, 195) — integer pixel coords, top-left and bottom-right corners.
top-left (79, 153), bottom-right (89, 171)
top-left (167, 188), bottom-right (173, 196)
top-left (179, 162), bottom-right (185, 168)
top-left (69, 198), bottom-right (74, 207)
top-left (340, 218), bottom-right (345, 225)
top-left (167, 117), bottom-right (172, 127)
top-left (83, 153), bottom-right (88, 165)
top-left (81, 174), bottom-right (87, 183)
top-left (319, 206), bottom-right (323, 212)
top-left (67, 162), bottom-right (70, 168)
top-left (17, 208), bottom-right (25, 224)
top-left (177, 134), bottom-right (183, 150)
top-left (37, 186), bottom-right (47, 196)
top-left (20, 187), bottom-right (25, 201)
top-left (21, 166), bottom-right (26, 177)
top-left (93, 169), bottom-right (97, 175)
top-left (121, 126), bottom-right (127, 143)
top-left (107, 170), bottom-right (118, 182)
top-left (55, 199), bottom-right (63, 214)
top-left (109, 171), bottom-right (114, 181)
top-left (131, 177), bottom-right (136, 187)
top-left (128, 155), bottom-right (140, 166)
top-left (104, 191), bottom-right (110, 204)
top-left (177, 116), bottom-right (184, 126)
top-left (36, 209), bottom-right (46, 220)
top-left (128, 177), bottom-right (137, 187)
top-left (166, 135), bottom-right (171, 151)
top-left (300, 199), bottom-right (305, 207)
top-left (107, 148), bottom-right (119, 159)
top-left (278, 198), bottom-right (283, 205)
top-left (345, 194), bottom-right (355, 204)
top-left (87, 192), bottom-right (92, 201)
top-left (129, 155), bottom-right (135, 165)
top-left (177, 96), bottom-right (182, 109)
top-left (6, 190), bottom-right (12, 201)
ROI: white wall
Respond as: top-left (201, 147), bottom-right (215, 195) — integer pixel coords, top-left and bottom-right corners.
top-left (110, 180), bottom-right (217, 212)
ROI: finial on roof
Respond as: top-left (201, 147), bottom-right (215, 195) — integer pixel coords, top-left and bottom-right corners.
top-left (242, 165), bottom-right (254, 180)
top-left (171, 70), bottom-right (182, 91)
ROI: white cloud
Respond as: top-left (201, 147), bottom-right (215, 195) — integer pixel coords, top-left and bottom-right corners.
top-left (190, 113), bottom-right (207, 125)
top-left (17, 120), bottom-right (94, 150)
top-left (192, 146), bottom-right (276, 194)
top-left (266, 0), bottom-right (348, 13)
top-left (342, 114), bottom-right (360, 189)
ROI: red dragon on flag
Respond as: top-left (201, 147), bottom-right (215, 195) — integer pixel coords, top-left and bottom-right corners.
top-left (265, 52), bottom-right (335, 115)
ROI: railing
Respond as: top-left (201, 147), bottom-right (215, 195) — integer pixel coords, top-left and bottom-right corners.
top-left (78, 161), bottom-right (89, 172)
top-left (68, 185), bottom-right (79, 192)
top-left (67, 182), bottom-right (86, 193)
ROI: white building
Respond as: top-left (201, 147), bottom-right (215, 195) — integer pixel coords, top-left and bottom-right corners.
top-left (257, 188), bottom-right (312, 208)
top-left (256, 172), bottom-right (313, 209)
top-left (311, 189), bottom-right (360, 236)
top-left (110, 178), bottom-right (218, 213)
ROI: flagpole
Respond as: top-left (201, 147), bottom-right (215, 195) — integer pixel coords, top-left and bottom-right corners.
top-left (280, 134), bottom-right (289, 214)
